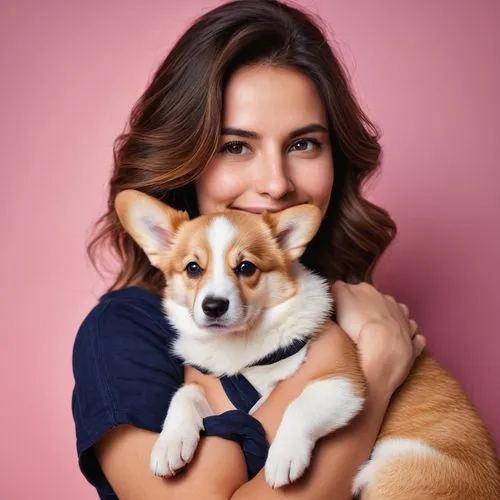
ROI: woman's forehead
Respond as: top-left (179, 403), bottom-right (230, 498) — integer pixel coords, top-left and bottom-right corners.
top-left (221, 65), bottom-right (328, 134)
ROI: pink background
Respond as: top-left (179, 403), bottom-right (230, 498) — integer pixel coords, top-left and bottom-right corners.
top-left (1, 0), bottom-right (499, 498)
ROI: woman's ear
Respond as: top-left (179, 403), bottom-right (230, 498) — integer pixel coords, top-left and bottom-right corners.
top-left (114, 189), bottom-right (189, 267)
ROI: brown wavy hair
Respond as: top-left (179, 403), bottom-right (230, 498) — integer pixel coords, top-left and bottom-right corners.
top-left (88, 0), bottom-right (396, 295)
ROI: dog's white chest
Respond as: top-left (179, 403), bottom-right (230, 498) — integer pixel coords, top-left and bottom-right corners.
top-left (241, 347), bottom-right (309, 402)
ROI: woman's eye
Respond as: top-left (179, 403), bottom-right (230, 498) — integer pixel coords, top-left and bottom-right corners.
top-left (185, 262), bottom-right (203, 278)
top-left (289, 139), bottom-right (320, 152)
top-left (235, 260), bottom-right (257, 277)
top-left (221, 141), bottom-right (250, 155)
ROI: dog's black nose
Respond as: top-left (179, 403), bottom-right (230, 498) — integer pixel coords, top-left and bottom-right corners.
top-left (202, 296), bottom-right (229, 318)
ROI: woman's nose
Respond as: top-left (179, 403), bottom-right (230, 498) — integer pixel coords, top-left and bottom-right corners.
top-left (254, 153), bottom-right (294, 199)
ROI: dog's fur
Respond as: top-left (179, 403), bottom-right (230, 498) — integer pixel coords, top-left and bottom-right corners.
top-left (115, 189), bottom-right (500, 497)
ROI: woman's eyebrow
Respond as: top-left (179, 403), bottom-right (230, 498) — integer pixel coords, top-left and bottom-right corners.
top-left (221, 123), bottom-right (328, 139)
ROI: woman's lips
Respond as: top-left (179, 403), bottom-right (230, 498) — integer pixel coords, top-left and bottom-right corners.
top-left (230, 206), bottom-right (292, 214)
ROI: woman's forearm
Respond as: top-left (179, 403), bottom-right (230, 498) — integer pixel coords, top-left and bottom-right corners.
top-left (97, 371), bottom-right (389, 500)
top-left (230, 377), bottom-right (389, 500)
top-left (184, 324), bottom-right (391, 500)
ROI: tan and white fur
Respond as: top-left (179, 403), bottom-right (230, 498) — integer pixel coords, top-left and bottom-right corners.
top-left (115, 189), bottom-right (500, 498)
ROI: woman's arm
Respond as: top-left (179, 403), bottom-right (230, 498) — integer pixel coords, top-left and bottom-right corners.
top-left (96, 426), bottom-right (247, 500)
top-left (232, 281), bottom-right (426, 499)
top-left (96, 282), bottom-right (425, 499)
top-left (96, 324), bottom-right (386, 500)
top-left (235, 393), bottom-right (390, 500)
top-left (231, 324), bottom-right (392, 500)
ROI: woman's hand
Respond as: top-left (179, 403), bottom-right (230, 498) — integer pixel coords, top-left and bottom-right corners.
top-left (332, 281), bottom-right (426, 399)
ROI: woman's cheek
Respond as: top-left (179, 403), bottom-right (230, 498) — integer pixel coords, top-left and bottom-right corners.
top-left (294, 164), bottom-right (333, 214)
top-left (196, 162), bottom-right (247, 213)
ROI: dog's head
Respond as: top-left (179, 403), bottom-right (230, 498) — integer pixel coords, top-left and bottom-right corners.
top-left (115, 190), bottom-right (322, 338)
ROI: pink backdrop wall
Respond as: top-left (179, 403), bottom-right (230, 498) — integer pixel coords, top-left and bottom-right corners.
top-left (1, 1), bottom-right (498, 498)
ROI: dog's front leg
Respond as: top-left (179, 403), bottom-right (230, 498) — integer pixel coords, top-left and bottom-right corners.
top-left (265, 376), bottom-right (364, 488)
top-left (150, 383), bottom-right (212, 477)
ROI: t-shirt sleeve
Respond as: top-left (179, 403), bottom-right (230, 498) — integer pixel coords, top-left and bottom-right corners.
top-left (71, 296), bottom-right (183, 497)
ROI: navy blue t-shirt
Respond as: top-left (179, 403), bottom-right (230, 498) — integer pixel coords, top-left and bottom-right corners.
top-left (71, 287), bottom-right (184, 499)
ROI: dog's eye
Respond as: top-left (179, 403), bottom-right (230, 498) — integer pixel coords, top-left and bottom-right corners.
top-left (235, 260), bottom-right (257, 277)
top-left (185, 262), bottom-right (203, 278)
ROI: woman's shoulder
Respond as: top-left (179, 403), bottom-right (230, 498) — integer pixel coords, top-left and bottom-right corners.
top-left (78, 286), bottom-right (169, 333)
top-left (72, 286), bottom-right (184, 440)
top-left (72, 287), bottom-right (184, 496)
top-left (74, 286), bottom-right (178, 357)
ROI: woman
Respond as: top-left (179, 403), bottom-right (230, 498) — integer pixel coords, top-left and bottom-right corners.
top-left (72, 1), bottom-right (425, 498)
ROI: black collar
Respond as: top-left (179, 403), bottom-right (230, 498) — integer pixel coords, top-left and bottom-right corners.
top-left (192, 336), bottom-right (311, 375)
top-left (248, 337), bottom-right (311, 367)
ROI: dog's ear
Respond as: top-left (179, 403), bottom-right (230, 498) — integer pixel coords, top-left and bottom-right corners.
top-left (265, 204), bottom-right (322, 261)
top-left (114, 190), bottom-right (189, 268)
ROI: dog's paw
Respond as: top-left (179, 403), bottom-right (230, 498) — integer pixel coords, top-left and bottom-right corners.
top-left (264, 435), bottom-right (312, 488)
top-left (149, 426), bottom-right (200, 477)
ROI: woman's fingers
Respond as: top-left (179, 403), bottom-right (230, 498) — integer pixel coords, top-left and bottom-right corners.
top-left (412, 334), bottom-right (426, 358)
top-left (409, 319), bottom-right (418, 338)
top-left (399, 303), bottom-right (409, 317)
top-left (384, 294), bottom-right (409, 319)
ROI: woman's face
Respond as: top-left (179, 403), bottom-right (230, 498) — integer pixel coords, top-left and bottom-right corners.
top-left (195, 64), bottom-right (334, 216)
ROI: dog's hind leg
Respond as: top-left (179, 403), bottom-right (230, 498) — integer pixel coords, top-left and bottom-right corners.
top-left (353, 438), bottom-right (499, 500)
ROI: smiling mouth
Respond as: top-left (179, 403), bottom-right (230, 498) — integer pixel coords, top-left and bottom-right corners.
top-left (229, 207), bottom-right (260, 215)
top-left (231, 207), bottom-right (280, 215)
top-left (231, 207), bottom-right (286, 214)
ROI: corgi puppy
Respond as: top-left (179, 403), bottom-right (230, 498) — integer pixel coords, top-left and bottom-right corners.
top-left (115, 189), bottom-right (500, 497)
